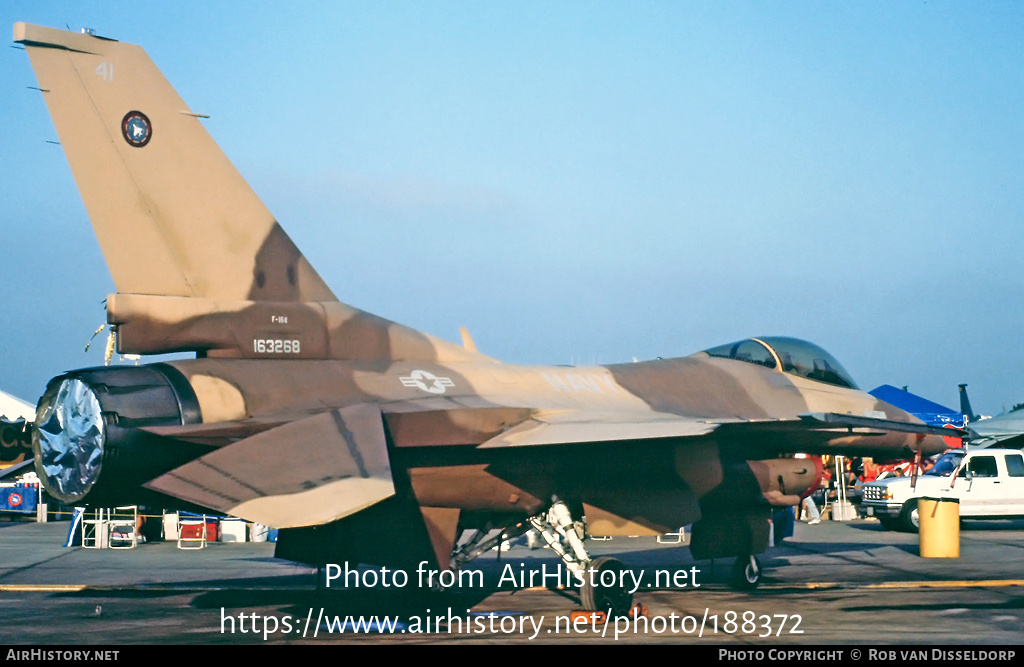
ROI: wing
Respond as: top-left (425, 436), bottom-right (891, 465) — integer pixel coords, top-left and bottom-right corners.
top-left (138, 405), bottom-right (957, 530)
top-left (477, 410), bottom-right (719, 448)
top-left (966, 411), bottom-right (1024, 449)
top-left (478, 409), bottom-right (959, 457)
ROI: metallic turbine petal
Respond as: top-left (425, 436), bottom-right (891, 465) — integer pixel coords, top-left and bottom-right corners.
top-left (35, 378), bottom-right (104, 502)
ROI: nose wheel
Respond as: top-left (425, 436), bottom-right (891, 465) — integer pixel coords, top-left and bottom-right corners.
top-left (729, 554), bottom-right (762, 590)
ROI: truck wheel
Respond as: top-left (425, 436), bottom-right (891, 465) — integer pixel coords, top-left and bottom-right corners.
top-left (878, 516), bottom-right (900, 531)
top-left (899, 501), bottom-right (919, 533)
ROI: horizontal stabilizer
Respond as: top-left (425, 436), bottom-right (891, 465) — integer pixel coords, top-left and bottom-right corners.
top-left (141, 416), bottom-right (290, 447)
top-left (145, 404), bottom-right (394, 528)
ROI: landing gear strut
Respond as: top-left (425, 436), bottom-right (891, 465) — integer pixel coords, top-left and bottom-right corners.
top-left (449, 501), bottom-right (635, 616)
top-left (451, 521), bottom-right (531, 569)
top-left (528, 500), bottom-right (634, 617)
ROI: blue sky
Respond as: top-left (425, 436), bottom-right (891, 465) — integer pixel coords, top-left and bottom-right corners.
top-left (2, 2), bottom-right (1023, 415)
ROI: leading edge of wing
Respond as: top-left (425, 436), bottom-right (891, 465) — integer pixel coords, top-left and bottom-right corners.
top-left (477, 411), bottom-right (722, 448)
top-left (477, 410), bottom-right (965, 449)
top-left (798, 412), bottom-right (967, 438)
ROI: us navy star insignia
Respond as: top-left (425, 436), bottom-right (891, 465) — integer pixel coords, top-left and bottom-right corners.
top-left (400, 370), bottom-right (455, 394)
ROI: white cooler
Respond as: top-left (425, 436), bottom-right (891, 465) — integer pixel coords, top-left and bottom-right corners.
top-left (219, 518), bottom-right (247, 542)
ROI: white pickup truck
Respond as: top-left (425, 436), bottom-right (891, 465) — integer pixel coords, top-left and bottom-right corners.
top-left (861, 448), bottom-right (1024, 532)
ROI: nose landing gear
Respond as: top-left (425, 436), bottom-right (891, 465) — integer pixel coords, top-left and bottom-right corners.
top-left (729, 554), bottom-right (762, 590)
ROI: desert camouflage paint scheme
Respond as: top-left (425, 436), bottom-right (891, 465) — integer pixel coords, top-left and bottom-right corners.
top-left (17, 23), bottom-right (951, 590)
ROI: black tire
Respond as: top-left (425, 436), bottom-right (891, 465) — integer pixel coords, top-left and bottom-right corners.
top-left (580, 557), bottom-right (633, 617)
top-left (878, 516), bottom-right (901, 531)
top-left (899, 501), bottom-right (920, 533)
top-left (729, 555), bottom-right (762, 590)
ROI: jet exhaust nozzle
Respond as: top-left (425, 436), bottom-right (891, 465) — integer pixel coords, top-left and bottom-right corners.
top-left (33, 364), bottom-right (203, 506)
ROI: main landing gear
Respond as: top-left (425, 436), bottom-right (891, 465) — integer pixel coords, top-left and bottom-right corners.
top-left (450, 500), bottom-right (635, 617)
top-left (453, 504), bottom-right (771, 611)
top-left (527, 501), bottom-right (634, 617)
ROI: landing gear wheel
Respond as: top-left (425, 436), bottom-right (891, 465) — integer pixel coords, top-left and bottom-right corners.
top-left (899, 501), bottom-right (920, 533)
top-left (581, 557), bottom-right (633, 617)
top-left (729, 555), bottom-right (762, 590)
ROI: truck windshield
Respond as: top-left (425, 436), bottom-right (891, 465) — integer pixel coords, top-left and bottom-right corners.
top-left (927, 451), bottom-right (965, 477)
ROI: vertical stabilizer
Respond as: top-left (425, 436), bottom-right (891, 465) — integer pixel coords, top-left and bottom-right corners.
top-left (958, 384), bottom-right (979, 424)
top-left (15, 23), bottom-right (335, 303)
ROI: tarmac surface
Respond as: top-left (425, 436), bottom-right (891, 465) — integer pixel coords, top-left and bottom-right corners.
top-left (1, 515), bottom-right (1022, 645)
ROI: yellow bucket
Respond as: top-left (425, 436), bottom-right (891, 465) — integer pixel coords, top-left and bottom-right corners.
top-left (918, 497), bottom-right (959, 558)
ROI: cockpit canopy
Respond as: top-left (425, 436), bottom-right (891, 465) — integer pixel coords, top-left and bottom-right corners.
top-left (702, 336), bottom-right (859, 389)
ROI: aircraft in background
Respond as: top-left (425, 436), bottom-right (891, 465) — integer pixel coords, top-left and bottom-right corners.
top-left (958, 383), bottom-right (982, 424)
top-left (871, 384), bottom-right (1024, 451)
top-left (16, 23), bottom-right (954, 613)
top-left (869, 385), bottom-right (966, 430)
top-left (958, 385), bottom-right (1024, 450)
top-left (958, 383), bottom-right (988, 424)
top-left (868, 384), bottom-right (967, 450)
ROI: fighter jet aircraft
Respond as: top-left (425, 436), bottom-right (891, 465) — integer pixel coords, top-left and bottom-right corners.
top-left (957, 385), bottom-right (1024, 450)
top-left (874, 383), bottom-right (1024, 451)
top-left (16, 23), bottom-right (954, 614)
top-left (868, 385), bottom-right (966, 430)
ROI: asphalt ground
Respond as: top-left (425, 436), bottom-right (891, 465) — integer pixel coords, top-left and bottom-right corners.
top-left (0, 515), bottom-right (1022, 646)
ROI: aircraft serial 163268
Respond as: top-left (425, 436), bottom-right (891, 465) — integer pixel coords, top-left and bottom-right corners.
top-left (16, 23), bottom-right (955, 614)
